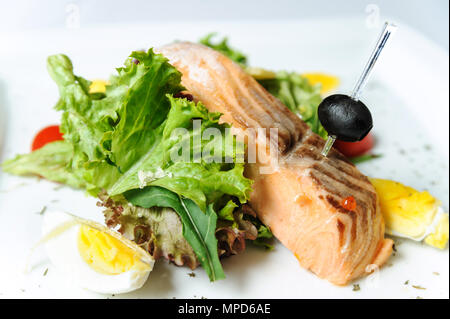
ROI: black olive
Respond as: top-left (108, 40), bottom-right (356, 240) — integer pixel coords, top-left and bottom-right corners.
top-left (318, 94), bottom-right (373, 142)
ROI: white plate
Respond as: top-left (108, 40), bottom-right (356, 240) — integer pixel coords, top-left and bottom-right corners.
top-left (0, 18), bottom-right (448, 299)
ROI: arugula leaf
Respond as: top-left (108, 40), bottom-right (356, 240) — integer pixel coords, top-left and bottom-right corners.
top-left (124, 186), bottom-right (225, 281)
top-left (200, 33), bottom-right (248, 66)
top-left (1, 140), bottom-right (85, 189)
top-left (350, 153), bottom-right (382, 164)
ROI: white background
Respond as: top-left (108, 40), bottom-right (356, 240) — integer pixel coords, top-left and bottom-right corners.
top-left (1, 0), bottom-right (449, 50)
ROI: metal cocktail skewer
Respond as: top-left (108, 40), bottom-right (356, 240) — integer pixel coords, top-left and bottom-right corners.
top-left (321, 22), bottom-right (397, 157)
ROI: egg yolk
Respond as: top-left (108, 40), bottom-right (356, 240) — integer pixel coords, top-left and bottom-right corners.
top-left (302, 73), bottom-right (340, 94)
top-left (77, 225), bottom-right (140, 275)
top-left (370, 178), bottom-right (438, 238)
top-left (89, 79), bottom-right (108, 94)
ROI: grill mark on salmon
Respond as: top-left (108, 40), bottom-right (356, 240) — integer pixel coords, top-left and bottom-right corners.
top-left (190, 52), bottom-right (301, 153)
top-left (157, 42), bottom-right (393, 285)
top-left (336, 219), bottom-right (355, 248)
top-left (300, 134), bottom-right (365, 179)
top-left (323, 192), bottom-right (358, 217)
top-left (311, 163), bottom-right (376, 199)
top-left (295, 146), bottom-right (323, 161)
top-left (302, 133), bottom-right (323, 149)
top-left (309, 169), bottom-right (371, 233)
top-left (324, 156), bottom-right (364, 179)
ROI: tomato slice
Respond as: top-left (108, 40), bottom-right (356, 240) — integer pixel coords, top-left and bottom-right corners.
top-left (31, 125), bottom-right (64, 151)
top-left (334, 133), bottom-right (374, 158)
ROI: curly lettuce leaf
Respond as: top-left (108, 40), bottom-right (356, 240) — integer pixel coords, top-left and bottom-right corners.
top-left (47, 54), bottom-right (120, 163)
top-left (1, 140), bottom-right (85, 188)
top-left (46, 54), bottom-right (128, 194)
top-left (6, 49), bottom-right (252, 204)
top-left (217, 200), bottom-right (238, 222)
top-left (107, 94), bottom-right (252, 210)
top-left (107, 51), bottom-right (184, 170)
top-left (124, 186), bottom-right (225, 281)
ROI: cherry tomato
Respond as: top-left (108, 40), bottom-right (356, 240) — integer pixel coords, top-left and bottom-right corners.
top-left (31, 125), bottom-right (64, 151)
top-left (334, 132), bottom-right (374, 158)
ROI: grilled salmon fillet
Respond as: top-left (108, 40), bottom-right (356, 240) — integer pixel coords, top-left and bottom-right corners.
top-left (158, 42), bottom-right (393, 285)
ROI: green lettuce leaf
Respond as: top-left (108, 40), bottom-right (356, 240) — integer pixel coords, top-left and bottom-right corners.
top-left (1, 140), bottom-right (85, 188)
top-left (106, 50), bottom-right (184, 171)
top-left (46, 54), bottom-right (127, 194)
top-left (124, 186), bottom-right (225, 281)
top-left (47, 54), bottom-right (119, 164)
top-left (199, 33), bottom-right (248, 66)
top-left (217, 200), bottom-right (238, 222)
top-left (253, 224), bottom-right (275, 250)
top-left (107, 94), bottom-right (252, 210)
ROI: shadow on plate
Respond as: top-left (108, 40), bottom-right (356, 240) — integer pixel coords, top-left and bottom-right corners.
top-left (220, 243), bottom-right (277, 288)
top-left (120, 241), bottom-right (276, 298)
top-left (121, 258), bottom-right (175, 298)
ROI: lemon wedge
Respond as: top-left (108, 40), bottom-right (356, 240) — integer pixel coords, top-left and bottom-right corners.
top-left (302, 73), bottom-right (340, 94)
top-left (245, 67), bottom-right (277, 80)
top-left (424, 213), bottom-right (449, 249)
top-left (370, 178), bottom-right (449, 249)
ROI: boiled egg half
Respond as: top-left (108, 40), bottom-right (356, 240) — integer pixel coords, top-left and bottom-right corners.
top-left (41, 211), bottom-right (154, 294)
top-left (370, 178), bottom-right (449, 249)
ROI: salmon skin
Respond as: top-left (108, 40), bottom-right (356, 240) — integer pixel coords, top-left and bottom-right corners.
top-left (158, 42), bottom-right (393, 285)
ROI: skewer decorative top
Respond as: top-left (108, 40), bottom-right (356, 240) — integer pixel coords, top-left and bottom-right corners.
top-left (319, 22), bottom-right (397, 157)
